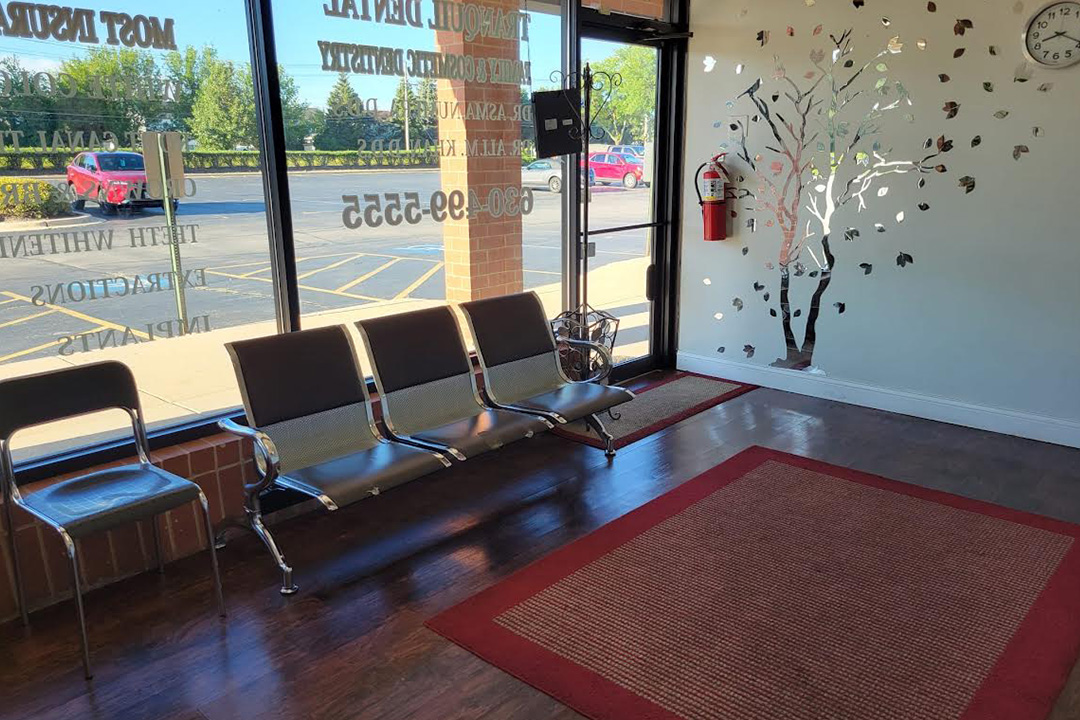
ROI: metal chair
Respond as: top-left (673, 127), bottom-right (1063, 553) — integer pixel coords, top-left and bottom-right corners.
top-left (460, 292), bottom-right (635, 457)
top-left (0, 361), bottom-right (225, 679)
top-left (218, 325), bottom-right (451, 595)
top-left (355, 306), bottom-right (552, 461)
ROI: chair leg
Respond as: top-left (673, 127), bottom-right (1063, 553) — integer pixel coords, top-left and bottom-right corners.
top-left (150, 517), bottom-right (165, 574)
top-left (196, 493), bottom-right (226, 618)
top-left (61, 531), bottom-right (92, 679)
top-left (250, 513), bottom-right (297, 595)
top-left (585, 413), bottom-right (617, 458)
top-left (3, 498), bottom-right (29, 626)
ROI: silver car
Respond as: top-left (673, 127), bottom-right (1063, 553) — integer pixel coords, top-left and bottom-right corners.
top-left (522, 158), bottom-right (564, 193)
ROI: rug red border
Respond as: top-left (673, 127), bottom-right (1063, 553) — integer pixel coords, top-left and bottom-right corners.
top-left (554, 371), bottom-right (757, 451)
top-left (426, 446), bottom-right (1080, 720)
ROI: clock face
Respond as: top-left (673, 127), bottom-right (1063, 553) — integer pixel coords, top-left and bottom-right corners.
top-left (1025, 2), bottom-right (1080, 67)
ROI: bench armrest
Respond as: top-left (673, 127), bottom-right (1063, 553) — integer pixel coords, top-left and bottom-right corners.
top-left (558, 338), bottom-right (614, 384)
top-left (218, 418), bottom-right (280, 496)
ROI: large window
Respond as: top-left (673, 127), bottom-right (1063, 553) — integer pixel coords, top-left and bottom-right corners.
top-left (0, 2), bottom-right (276, 460)
top-left (268, 0), bottom-right (567, 353)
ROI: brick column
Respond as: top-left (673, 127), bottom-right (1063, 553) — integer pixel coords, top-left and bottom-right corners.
top-left (435, 1), bottom-right (525, 302)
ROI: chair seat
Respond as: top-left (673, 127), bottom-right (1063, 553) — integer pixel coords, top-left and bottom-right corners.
top-left (283, 440), bottom-right (448, 508)
top-left (515, 382), bottom-right (634, 423)
top-left (411, 408), bottom-right (550, 459)
top-left (20, 464), bottom-right (202, 539)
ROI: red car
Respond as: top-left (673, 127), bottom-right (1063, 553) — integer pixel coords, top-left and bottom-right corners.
top-left (67, 151), bottom-right (177, 215)
top-left (582, 151), bottom-right (643, 189)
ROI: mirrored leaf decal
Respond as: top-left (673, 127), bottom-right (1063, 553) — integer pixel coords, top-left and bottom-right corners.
top-left (1013, 145), bottom-right (1030, 160)
top-left (717, 347), bottom-right (726, 354)
top-left (896, 211), bottom-right (906, 223)
top-left (959, 176), bottom-right (976, 193)
top-left (954, 19), bottom-right (974, 35)
top-left (881, 18), bottom-right (891, 27)
top-left (935, 164), bottom-right (948, 173)
top-left (1015, 63), bottom-right (1033, 82)
top-left (787, 26), bottom-right (795, 37)
top-left (753, 282), bottom-right (765, 292)
top-left (994, 110), bottom-right (1010, 119)
top-left (763, 292), bottom-right (771, 302)
top-left (875, 223), bottom-right (887, 233)
top-left (859, 263), bottom-right (873, 275)
top-left (989, 45), bottom-right (999, 56)
top-left (742, 246), bottom-right (749, 256)
top-left (834, 302), bottom-right (847, 314)
top-left (794, 262), bottom-right (807, 276)
top-left (937, 135), bottom-right (954, 152)
top-left (809, 271), bottom-right (820, 278)
top-left (888, 36), bottom-right (904, 53)
top-left (1033, 126), bottom-right (1045, 138)
top-left (770, 308), bottom-right (778, 317)
top-left (971, 135), bottom-right (982, 148)
top-left (927, 1), bottom-right (937, 11)
top-left (757, 30), bottom-right (770, 47)
top-left (732, 297), bottom-right (744, 311)
top-left (953, 48), bottom-right (966, 58)
top-left (918, 178), bottom-right (927, 188)
top-left (854, 0), bottom-right (866, 8)
top-left (896, 252), bottom-right (915, 268)
top-left (917, 39), bottom-right (928, 50)
top-left (794, 309), bottom-right (803, 318)
top-left (918, 202), bottom-right (931, 211)
top-left (713, 312), bottom-right (724, 320)
top-left (939, 73), bottom-right (951, 83)
top-left (845, 228), bottom-right (861, 242)
top-left (813, 24), bottom-right (823, 36)
top-left (983, 82), bottom-right (994, 92)
top-left (744, 345), bottom-right (756, 359)
top-left (1038, 83), bottom-right (1054, 93)
top-left (924, 137), bottom-right (934, 149)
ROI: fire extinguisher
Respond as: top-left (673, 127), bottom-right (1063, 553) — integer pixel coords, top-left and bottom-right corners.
top-left (695, 153), bottom-right (731, 241)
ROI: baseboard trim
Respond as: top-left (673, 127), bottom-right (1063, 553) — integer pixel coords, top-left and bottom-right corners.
top-left (677, 352), bottom-right (1080, 450)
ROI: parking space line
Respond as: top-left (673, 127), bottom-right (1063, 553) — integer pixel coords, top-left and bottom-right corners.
top-left (239, 264), bottom-right (274, 278)
top-left (297, 253), bottom-right (366, 280)
top-left (0, 336), bottom-right (71, 363)
top-left (203, 270), bottom-right (382, 302)
top-left (335, 258), bottom-right (402, 293)
top-left (0, 309), bottom-right (56, 329)
top-left (394, 262), bottom-right (444, 300)
top-left (0, 291), bottom-right (151, 340)
top-left (0, 298), bottom-right (18, 306)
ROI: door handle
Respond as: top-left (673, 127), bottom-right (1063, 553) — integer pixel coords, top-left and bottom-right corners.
top-left (646, 263), bottom-right (656, 301)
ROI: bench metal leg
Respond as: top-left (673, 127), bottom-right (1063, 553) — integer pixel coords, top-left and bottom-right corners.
top-left (197, 493), bottom-right (227, 617)
top-left (4, 496), bottom-right (29, 626)
top-left (61, 531), bottom-right (92, 679)
top-left (585, 413), bottom-right (617, 458)
top-left (215, 506), bottom-right (297, 596)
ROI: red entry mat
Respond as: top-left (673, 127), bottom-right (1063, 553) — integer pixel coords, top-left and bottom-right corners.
top-left (427, 446), bottom-right (1080, 720)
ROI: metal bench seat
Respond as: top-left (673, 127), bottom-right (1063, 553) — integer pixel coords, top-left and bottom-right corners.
top-left (461, 292), bottom-right (635, 457)
top-left (220, 325), bottom-right (450, 595)
top-left (356, 306), bottom-right (552, 461)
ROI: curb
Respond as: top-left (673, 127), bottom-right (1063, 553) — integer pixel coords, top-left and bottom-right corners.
top-left (0, 212), bottom-right (101, 232)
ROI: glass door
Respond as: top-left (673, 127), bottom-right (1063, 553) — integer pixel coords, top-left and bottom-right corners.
top-left (579, 38), bottom-right (660, 368)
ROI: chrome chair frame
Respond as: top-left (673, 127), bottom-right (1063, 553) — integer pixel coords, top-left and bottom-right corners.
top-left (216, 331), bottom-right (451, 595)
top-left (355, 313), bottom-right (554, 462)
top-left (1, 403), bottom-right (225, 679)
top-left (461, 305), bottom-right (631, 458)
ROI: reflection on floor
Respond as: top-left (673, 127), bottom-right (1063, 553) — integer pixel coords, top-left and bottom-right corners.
top-left (8, 382), bottom-right (1078, 719)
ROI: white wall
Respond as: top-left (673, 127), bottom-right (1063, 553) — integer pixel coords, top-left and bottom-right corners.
top-left (680, 0), bottom-right (1080, 447)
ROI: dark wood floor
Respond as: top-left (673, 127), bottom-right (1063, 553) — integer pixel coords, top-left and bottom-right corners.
top-left (3, 379), bottom-right (1080, 720)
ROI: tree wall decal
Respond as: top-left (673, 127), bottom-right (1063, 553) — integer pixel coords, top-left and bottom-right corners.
top-left (729, 28), bottom-right (952, 370)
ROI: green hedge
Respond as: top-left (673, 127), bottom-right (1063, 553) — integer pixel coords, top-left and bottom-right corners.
top-left (0, 147), bottom-right (535, 173)
top-left (0, 177), bottom-right (70, 219)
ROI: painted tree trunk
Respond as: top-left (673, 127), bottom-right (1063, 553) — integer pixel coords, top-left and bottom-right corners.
top-left (772, 233), bottom-right (835, 370)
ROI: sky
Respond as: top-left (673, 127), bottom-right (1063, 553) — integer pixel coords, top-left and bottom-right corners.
top-left (0, 1), bottom-right (623, 109)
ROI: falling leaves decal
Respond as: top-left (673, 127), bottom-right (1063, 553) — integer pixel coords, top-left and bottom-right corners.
top-left (896, 252), bottom-right (915, 268)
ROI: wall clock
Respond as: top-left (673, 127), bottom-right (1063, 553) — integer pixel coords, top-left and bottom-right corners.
top-left (1024, 1), bottom-right (1080, 68)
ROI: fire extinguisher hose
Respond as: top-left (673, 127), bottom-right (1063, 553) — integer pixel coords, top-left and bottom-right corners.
top-left (694, 162), bottom-right (708, 207)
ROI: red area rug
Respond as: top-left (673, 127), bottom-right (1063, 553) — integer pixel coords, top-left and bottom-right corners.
top-left (427, 447), bottom-right (1080, 720)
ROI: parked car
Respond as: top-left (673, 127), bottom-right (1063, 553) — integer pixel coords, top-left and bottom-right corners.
top-left (522, 158), bottom-right (595, 192)
top-left (609, 144), bottom-right (645, 157)
top-left (522, 158), bottom-right (564, 193)
top-left (67, 151), bottom-right (178, 215)
top-left (584, 152), bottom-right (643, 189)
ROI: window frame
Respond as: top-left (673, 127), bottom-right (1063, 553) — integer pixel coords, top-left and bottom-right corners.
top-left (13, 0), bottom-right (692, 482)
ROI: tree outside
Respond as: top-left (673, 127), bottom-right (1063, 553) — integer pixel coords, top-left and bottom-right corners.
top-left (589, 45), bottom-right (657, 145)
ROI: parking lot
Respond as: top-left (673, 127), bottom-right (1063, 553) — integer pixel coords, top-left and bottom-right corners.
top-left (0, 169), bottom-right (654, 367)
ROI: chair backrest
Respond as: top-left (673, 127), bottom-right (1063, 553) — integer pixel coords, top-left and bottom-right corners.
top-left (460, 292), bottom-right (566, 404)
top-left (0, 361), bottom-right (147, 489)
top-left (226, 325), bottom-right (379, 473)
top-left (355, 306), bottom-right (481, 435)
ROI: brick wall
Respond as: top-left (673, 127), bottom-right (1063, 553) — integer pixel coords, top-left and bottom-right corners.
top-left (0, 433), bottom-right (251, 624)
top-left (434, 0), bottom-right (525, 302)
